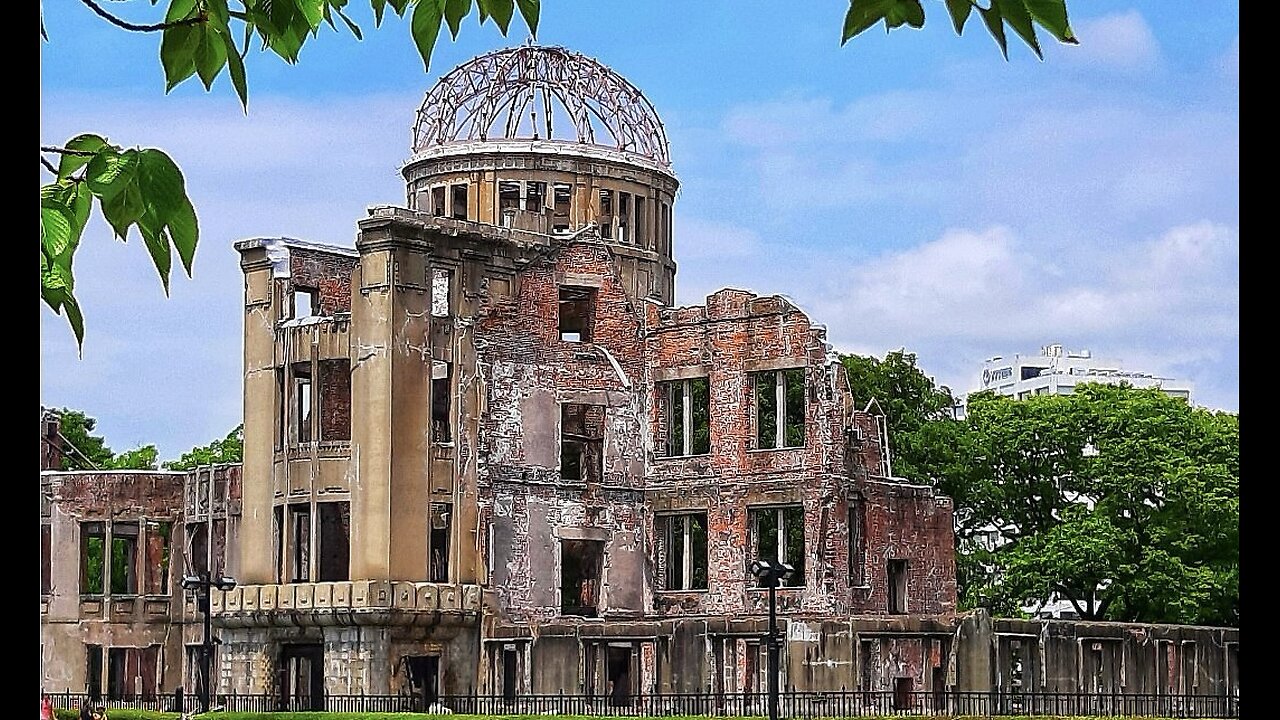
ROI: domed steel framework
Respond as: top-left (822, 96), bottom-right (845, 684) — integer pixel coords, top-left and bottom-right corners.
top-left (412, 45), bottom-right (671, 166)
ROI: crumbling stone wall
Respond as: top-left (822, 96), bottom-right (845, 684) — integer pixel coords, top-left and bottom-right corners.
top-left (289, 247), bottom-right (357, 316)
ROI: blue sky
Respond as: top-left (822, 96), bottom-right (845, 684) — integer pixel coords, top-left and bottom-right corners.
top-left (40, 1), bottom-right (1239, 459)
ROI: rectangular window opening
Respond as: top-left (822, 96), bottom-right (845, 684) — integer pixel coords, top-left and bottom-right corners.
top-left (431, 185), bottom-right (446, 217)
top-left (319, 359), bottom-right (351, 442)
top-left (110, 522), bottom-right (139, 595)
top-left (292, 363), bottom-right (312, 445)
top-left (618, 192), bottom-right (631, 244)
top-left (848, 497), bottom-right (866, 586)
top-left (432, 361), bottom-right (452, 444)
top-left (526, 181), bottom-right (546, 212)
top-left (293, 287), bottom-right (317, 318)
top-left (431, 268), bottom-right (453, 318)
top-left (86, 644), bottom-right (103, 699)
top-left (888, 559), bottom-right (908, 614)
top-left (498, 180), bottom-right (520, 226)
top-left (634, 196), bottom-right (646, 248)
top-left (144, 520), bottom-right (172, 595)
top-left (41, 524), bottom-right (52, 595)
top-left (430, 503), bottom-right (451, 583)
top-left (80, 522), bottom-right (105, 595)
top-left (451, 184), bottom-right (468, 220)
top-left (753, 368), bottom-right (806, 449)
top-left (560, 403), bottom-right (604, 483)
top-left (273, 506), bottom-right (284, 584)
top-left (658, 378), bottom-right (711, 457)
top-left (290, 505), bottom-right (311, 583)
top-left (552, 183), bottom-right (572, 232)
top-left (598, 189), bottom-right (614, 239)
top-left (749, 506), bottom-right (805, 587)
top-left (317, 502), bottom-right (349, 582)
top-left (276, 367), bottom-right (286, 451)
top-left (558, 285), bottom-right (595, 343)
top-left (661, 513), bottom-right (708, 591)
top-left (560, 539), bottom-right (603, 616)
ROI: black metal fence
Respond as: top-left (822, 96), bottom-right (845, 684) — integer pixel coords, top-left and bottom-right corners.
top-left (44, 689), bottom-right (1241, 717)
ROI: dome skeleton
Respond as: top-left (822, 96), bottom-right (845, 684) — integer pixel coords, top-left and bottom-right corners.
top-left (412, 45), bottom-right (671, 166)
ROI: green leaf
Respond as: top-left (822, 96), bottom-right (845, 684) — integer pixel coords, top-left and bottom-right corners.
top-left (168, 195), bottom-right (200, 276)
top-left (101, 182), bottom-right (146, 241)
top-left (56, 134), bottom-right (108, 181)
top-left (85, 148), bottom-right (140, 201)
top-left (298, 0), bottom-right (326, 31)
top-left (205, 0), bottom-right (231, 26)
top-left (224, 31), bottom-right (249, 109)
top-left (40, 203), bottom-right (74, 263)
top-left (195, 25), bottom-right (230, 90)
top-left (486, 0), bottom-right (512, 34)
top-left (842, 0), bottom-right (893, 45)
top-left (63, 292), bottom-right (85, 349)
top-left (979, 4), bottom-right (1009, 60)
top-left (137, 149), bottom-right (199, 275)
top-left (994, 0), bottom-right (1042, 59)
top-left (514, 0), bottom-right (537, 37)
top-left (884, 0), bottom-right (924, 29)
top-left (1025, 0), bottom-right (1077, 44)
top-left (371, 0), bottom-right (387, 25)
top-left (387, 0), bottom-right (412, 14)
top-left (945, 0), bottom-right (973, 34)
top-left (444, 0), bottom-right (470, 39)
top-left (160, 0), bottom-right (202, 91)
top-left (138, 217), bottom-right (174, 294)
top-left (410, 0), bottom-right (445, 72)
top-left (476, 0), bottom-right (489, 25)
top-left (335, 6), bottom-right (363, 39)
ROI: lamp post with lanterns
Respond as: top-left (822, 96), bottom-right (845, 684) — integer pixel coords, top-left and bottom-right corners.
top-left (181, 571), bottom-right (236, 713)
top-left (749, 559), bottom-right (794, 720)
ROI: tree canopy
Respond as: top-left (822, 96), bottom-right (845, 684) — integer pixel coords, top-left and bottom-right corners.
top-left (162, 424), bottom-right (245, 470)
top-left (46, 407), bottom-right (160, 470)
top-left (841, 352), bottom-right (1238, 627)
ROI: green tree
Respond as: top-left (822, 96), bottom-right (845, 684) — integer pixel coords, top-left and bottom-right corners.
top-left (964, 384), bottom-right (1239, 625)
top-left (42, 0), bottom-right (1075, 348)
top-left (163, 424), bottom-right (245, 470)
top-left (49, 407), bottom-right (116, 470)
top-left (107, 444), bottom-right (161, 470)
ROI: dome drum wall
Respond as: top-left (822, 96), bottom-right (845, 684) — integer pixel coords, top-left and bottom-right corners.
top-left (402, 148), bottom-right (678, 305)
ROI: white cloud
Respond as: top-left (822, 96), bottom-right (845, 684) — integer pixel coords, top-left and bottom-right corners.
top-left (1067, 11), bottom-right (1161, 73)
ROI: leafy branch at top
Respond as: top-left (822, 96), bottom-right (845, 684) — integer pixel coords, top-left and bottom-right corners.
top-left (842, 0), bottom-right (1078, 60)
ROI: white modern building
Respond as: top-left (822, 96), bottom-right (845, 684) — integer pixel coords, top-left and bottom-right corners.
top-left (973, 343), bottom-right (1192, 402)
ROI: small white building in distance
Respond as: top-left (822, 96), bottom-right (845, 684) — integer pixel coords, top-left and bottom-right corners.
top-left (973, 343), bottom-right (1193, 403)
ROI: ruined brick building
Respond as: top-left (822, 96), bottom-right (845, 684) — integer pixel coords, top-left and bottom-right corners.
top-left (39, 46), bottom-right (1239, 710)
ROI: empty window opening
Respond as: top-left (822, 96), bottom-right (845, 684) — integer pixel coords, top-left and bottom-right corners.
top-left (430, 503), bottom-right (451, 583)
top-left (552, 182), bottom-right (572, 232)
top-left (753, 368), bottom-right (806, 449)
top-left (658, 378), bottom-right (711, 456)
top-left (450, 184), bottom-right (468, 220)
top-left (859, 639), bottom-right (876, 692)
top-left (501, 646), bottom-right (519, 703)
top-left (187, 522), bottom-right (208, 577)
top-left (293, 287), bottom-right (317, 318)
top-left (560, 539), bottom-right (603, 616)
top-left (317, 502), bottom-right (349, 582)
top-left (660, 513), bottom-right (708, 591)
top-left (290, 505), bottom-right (311, 583)
top-left (498, 180), bottom-right (521, 226)
top-left (750, 506), bottom-right (805, 587)
top-left (660, 202), bottom-right (671, 255)
top-left (275, 367), bottom-right (286, 451)
top-left (607, 644), bottom-right (634, 707)
top-left (107, 646), bottom-right (159, 700)
top-left (634, 196), bottom-right (646, 248)
top-left (406, 655), bottom-right (441, 708)
top-left (1008, 639), bottom-right (1025, 691)
top-left (292, 363), bottom-right (313, 444)
top-left (561, 403), bottom-right (604, 483)
top-left (41, 524), bottom-right (52, 595)
top-left (558, 286), bottom-right (595, 343)
top-left (848, 498), bottom-right (866, 586)
top-left (279, 644), bottom-right (325, 711)
top-left (526, 180), bottom-right (547, 212)
top-left (81, 522), bottom-right (106, 595)
top-left (431, 186), bottom-right (447, 217)
top-left (598, 188), bottom-right (614, 239)
top-left (893, 677), bottom-right (914, 711)
top-left (144, 521), bottom-right (171, 595)
top-left (431, 268), bottom-right (453, 318)
top-left (432, 361), bottom-right (452, 444)
top-left (618, 192), bottom-right (631, 243)
top-left (888, 559), bottom-right (908, 614)
top-left (86, 644), bottom-right (103, 700)
top-left (273, 506), bottom-right (284, 584)
top-left (319, 359), bottom-right (351, 442)
top-left (110, 522), bottom-right (139, 595)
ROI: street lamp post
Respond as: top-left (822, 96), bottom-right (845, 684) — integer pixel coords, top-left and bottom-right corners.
top-left (182, 571), bottom-right (237, 714)
top-left (749, 559), bottom-right (794, 720)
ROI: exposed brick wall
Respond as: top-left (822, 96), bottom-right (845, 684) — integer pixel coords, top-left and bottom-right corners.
top-left (319, 359), bottom-right (352, 441)
top-left (289, 248), bottom-right (357, 315)
top-left (48, 471), bottom-right (185, 518)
